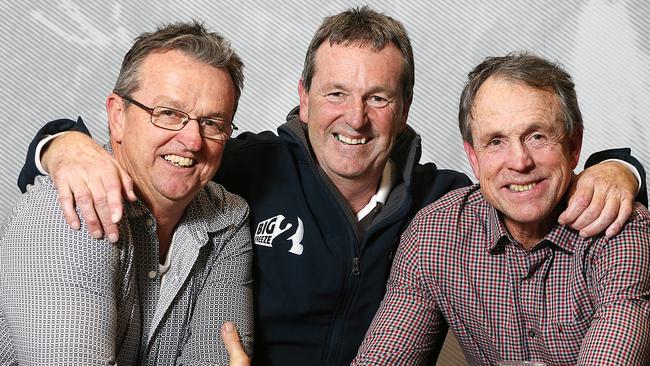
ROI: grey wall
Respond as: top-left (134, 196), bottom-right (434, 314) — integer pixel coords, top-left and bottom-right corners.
top-left (2, 1), bottom-right (648, 221)
top-left (1, 1), bottom-right (648, 363)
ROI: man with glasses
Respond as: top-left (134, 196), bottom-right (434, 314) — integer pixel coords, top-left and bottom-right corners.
top-left (115, 95), bottom-right (240, 142)
top-left (15, 7), bottom-right (647, 366)
top-left (0, 21), bottom-right (252, 365)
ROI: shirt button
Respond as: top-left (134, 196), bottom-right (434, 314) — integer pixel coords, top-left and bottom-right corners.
top-left (528, 330), bottom-right (536, 338)
top-left (145, 218), bottom-right (154, 227)
top-left (148, 270), bottom-right (157, 279)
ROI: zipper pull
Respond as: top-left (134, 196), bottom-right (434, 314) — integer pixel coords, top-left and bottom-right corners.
top-left (352, 257), bottom-right (360, 276)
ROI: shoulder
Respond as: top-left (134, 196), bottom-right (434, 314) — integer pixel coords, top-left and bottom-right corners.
top-left (411, 163), bottom-right (473, 205)
top-left (1, 176), bottom-right (121, 276)
top-left (414, 184), bottom-right (483, 221)
top-left (586, 203), bottom-right (650, 271)
top-left (216, 131), bottom-right (295, 186)
top-left (200, 182), bottom-right (250, 224)
top-left (224, 131), bottom-right (286, 154)
top-left (3, 176), bottom-right (71, 238)
top-left (605, 203), bottom-right (650, 242)
top-left (605, 203), bottom-right (650, 247)
top-left (403, 184), bottom-right (489, 246)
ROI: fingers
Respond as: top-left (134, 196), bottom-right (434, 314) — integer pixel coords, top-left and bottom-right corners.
top-left (558, 176), bottom-right (593, 227)
top-left (91, 174), bottom-right (120, 243)
top-left (574, 195), bottom-right (620, 238)
top-left (560, 161), bottom-right (637, 238)
top-left (604, 197), bottom-right (633, 238)
top-left (45, 131), bottom-right (130, 242)
top-left (221, 322), bottom-right (250, 366)
top-left (57, 183), bottom-right (80, 230)
top-left (119, 168), bottom-right (137, 202)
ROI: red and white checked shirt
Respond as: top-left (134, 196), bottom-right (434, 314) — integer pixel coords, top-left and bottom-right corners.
top-left (353, 184), bottom-right (650, 365)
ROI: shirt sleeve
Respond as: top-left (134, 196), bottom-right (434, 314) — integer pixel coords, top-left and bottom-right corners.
top-left (0, 177), bottom-right (123, 364)
top-left (352, 217), bottom-right (447, 366)
top-left (579, 204), bottom-right (650, 365)
top-left (175, 202), bottom-right (254, 365)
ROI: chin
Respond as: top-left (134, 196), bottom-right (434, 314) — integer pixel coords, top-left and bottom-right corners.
top-left (505, 207), bottom-right (554, 225)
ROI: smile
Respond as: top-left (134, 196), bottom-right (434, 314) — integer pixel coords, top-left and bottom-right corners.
top-left (508, 182), bottom-right (536, 192)
top-left (334, 133), bottom-right (368, 145)
top-left (163, 154), bottom-right (195, 167)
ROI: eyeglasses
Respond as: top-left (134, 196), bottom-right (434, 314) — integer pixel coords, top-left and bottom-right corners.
top-left (117, 94), bottom-right (237, 141)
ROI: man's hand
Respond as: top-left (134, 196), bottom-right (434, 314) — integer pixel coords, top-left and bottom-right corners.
top-left (42, 131), bottom-right (136, 242)
top-left (559, 161), bottom-right (637, 238)
top-left (221, 322), bottom-right (251, 366)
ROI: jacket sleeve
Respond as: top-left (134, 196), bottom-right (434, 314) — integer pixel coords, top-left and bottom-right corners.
top-left (584, 148), bottom-right (647, 207)
top-left (17, 117), bottom-right (92, 193)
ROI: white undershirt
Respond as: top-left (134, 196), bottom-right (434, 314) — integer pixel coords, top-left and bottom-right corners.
top-left (356, 160), bottom-right (394, 221)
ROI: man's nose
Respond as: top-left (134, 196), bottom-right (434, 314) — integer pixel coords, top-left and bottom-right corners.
top-left (344, 97), bottom-right (368, 129)
top-left (177, 118), bottom-right (203, 151)
top-left (507, 142), bottom-right (534, 171)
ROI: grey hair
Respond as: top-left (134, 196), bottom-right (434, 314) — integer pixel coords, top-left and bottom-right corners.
top-left (113, 20), bottom-right (244, 114)
top-left (301, 6), bottom-right (415, 103)
top-left (458, 51), bottom-right (583, 145)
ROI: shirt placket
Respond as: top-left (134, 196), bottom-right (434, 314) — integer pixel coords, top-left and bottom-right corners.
top-left (519, 244), bottom-right (551, 362)
top-left (132, 214), bottom-right (161, 364)
top-left (504, 243), bottom-right (530, 361)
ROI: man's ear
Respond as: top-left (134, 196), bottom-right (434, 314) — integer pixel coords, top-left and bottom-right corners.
top-left (463, 140), bottom-right (481, 181)
top-left (398, 96), bottom-right (412, 133)
top-left (298, 79), bottom-right (309, 123)
top-left (106, 93), bottom-right (126, 142)
top-left (569, 128), bottom-right (583, 169)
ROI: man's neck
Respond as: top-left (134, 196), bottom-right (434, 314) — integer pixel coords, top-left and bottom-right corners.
top-left (328, 161), bottom-right (394, 216)
top-left (505, 212), bottom-right (560, 251)
top-left (330, 175), bottom-right (381, 215)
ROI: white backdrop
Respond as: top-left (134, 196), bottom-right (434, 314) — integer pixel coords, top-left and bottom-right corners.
top-left (2, 0), bottom-right (648, 221)
top-left (1, 1), bottom-right (648, 364)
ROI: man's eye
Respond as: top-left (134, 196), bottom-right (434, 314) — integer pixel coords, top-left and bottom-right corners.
top-left (488, 139), bottom-right (502, 146)
top-left (325, 92), bottom-right (346, 103)
top-left (367, 96), bottom-right (389, 108)
top-left (160, 109), bottom-right (174, 116)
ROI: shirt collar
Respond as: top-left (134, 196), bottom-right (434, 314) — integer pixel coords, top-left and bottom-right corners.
top-left (484, 197), bottom-right (579, 254)
top-left (356, 160), bottom-right (394, 221)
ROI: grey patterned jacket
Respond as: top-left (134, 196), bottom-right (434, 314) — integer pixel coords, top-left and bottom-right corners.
top-left (0, 175), bottom-right (253, 365)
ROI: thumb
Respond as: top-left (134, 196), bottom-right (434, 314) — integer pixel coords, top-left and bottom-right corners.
top-left (221, 322), bottom-right (250, 366)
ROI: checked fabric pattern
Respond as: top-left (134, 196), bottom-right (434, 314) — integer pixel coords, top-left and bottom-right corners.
top-left (354, 184), bottom-right (650, 365)
top-left (0, 175), bottom-right (253, 365)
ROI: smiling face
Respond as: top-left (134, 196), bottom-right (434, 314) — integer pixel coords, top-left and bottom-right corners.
top-left (464, 76), bottom-right (582, 245)
top-left (108, 49), bottom-right (236, 213)
top-left (298, 42), bottom-right (409, 192)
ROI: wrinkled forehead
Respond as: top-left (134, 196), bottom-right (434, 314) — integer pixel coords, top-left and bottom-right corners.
top-left (312, 42), bottom-right (405, 84)
top-left (471, 77), bottom-right (565, 132)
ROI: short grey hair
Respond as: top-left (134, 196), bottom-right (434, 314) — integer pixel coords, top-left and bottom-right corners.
top-left (113, 20), bottom-right (244, 113)
top-left (458, 51), bottom-right (583, 145)
top-left (301, 6), bottom-right (415, 103)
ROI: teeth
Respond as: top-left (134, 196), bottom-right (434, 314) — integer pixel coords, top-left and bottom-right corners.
top-left (335, 134), bottom-right (367, 145)
top-left (509, 183), bottom-right (536, 192)
top-left (163, 154), bottom-right (195, 167)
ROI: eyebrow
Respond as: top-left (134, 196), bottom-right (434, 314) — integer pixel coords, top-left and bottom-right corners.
top-left (154, 97), bottom-right (230, 120)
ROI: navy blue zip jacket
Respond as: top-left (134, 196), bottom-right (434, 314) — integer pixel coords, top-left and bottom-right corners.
top-left (17, 107), bottom-right (647, 365)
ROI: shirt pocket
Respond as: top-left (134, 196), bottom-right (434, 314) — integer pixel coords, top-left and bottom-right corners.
top-left (544, 304), bottom-right (592, 364)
